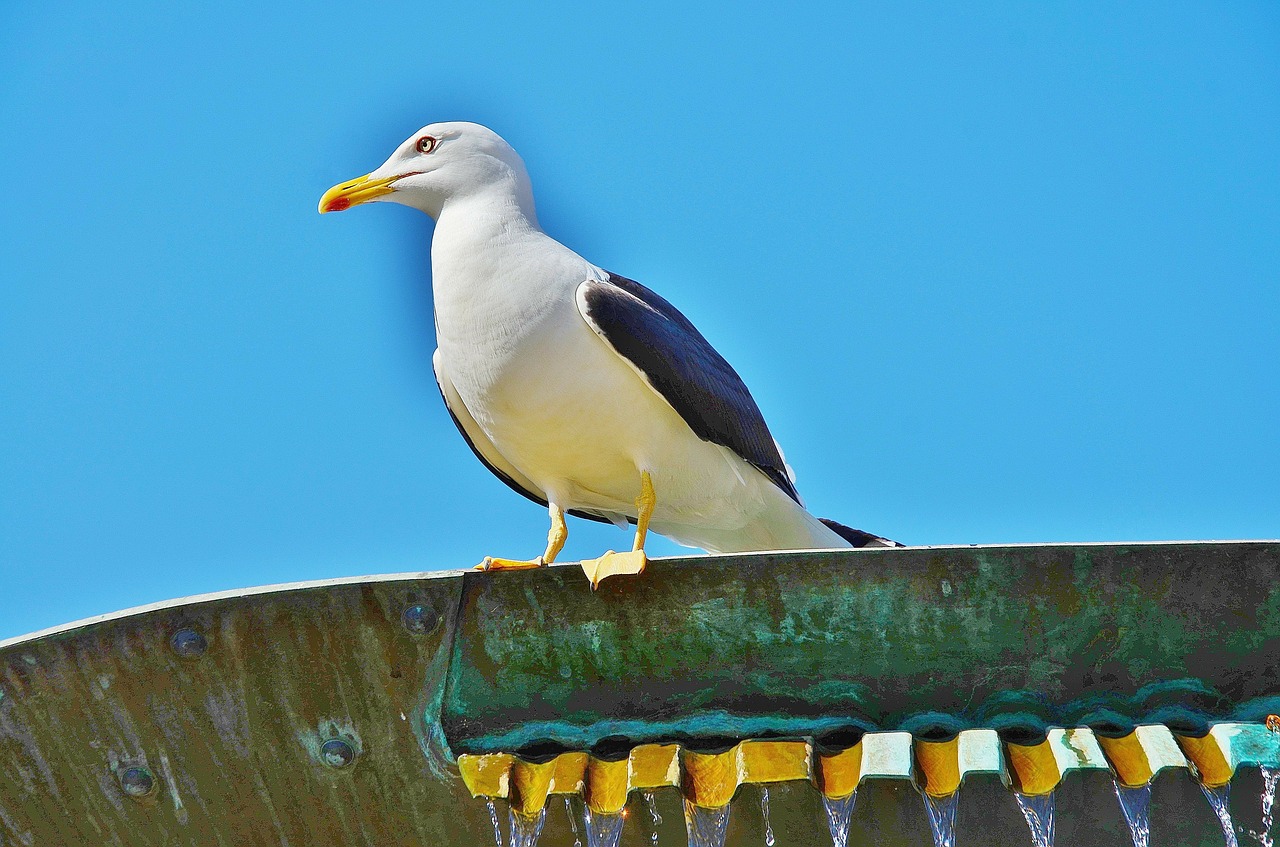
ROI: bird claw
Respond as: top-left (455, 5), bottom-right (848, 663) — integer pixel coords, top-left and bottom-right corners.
top-left (580, 550), bottom-right (648, 590)
top-left (475, 556), bottom-right (545, 571)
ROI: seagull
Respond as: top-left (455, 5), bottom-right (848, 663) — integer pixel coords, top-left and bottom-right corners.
top-left (319, 122), bottom-right (899, 587)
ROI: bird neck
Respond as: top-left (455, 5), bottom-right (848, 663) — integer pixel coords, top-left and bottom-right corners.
top-left (431, 190), bottom-right (547, 270)
top-left (434, 170), bottom-right (540, 229)
top-left (429, 186), bottom-right (589, 357)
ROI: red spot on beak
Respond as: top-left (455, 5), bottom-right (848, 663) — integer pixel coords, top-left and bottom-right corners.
top-left (326, 196), bottom-right (352, 213)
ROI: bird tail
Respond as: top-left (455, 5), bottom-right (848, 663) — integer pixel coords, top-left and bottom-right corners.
top-left (819, 518), bottom-right (904, 548)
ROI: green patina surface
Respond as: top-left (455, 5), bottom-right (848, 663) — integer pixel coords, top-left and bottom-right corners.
top-left (441, 543), bottom-right (1280, 752)
top-left (0, 543), bottom-right (1276, 845)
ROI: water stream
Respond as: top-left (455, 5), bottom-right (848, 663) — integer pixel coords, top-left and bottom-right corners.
top-left (508, 806), bottom-right (547, 847)
top-left (584, 808), bottom-right (626, 847)
top-left (644, 791), bottom-right (663, 846)
top-left (564, 796), bottom-right (583, 847)
top-left (465, 757), bottom-right (1280, 847)
top-left (821, 792), bottom-right (857, 847)
top-left (1246, 767), bottom-right (1280, 847)
top-left (684, 799), bottom-right (731, 847)
top-left (1264, 767), bottom-right (1280, 846)
top-left (1014, 792), bottom-right (1055, 847)
top-left (1199, 782), bottom-right (1239, 847)
top-left (1113, 782), bottom-right (1152, 847)
top-left (486, 799), bottom-right (503, 847)
top-left (760, 787), bottom-right (775, 846)
top-left (921, 791), bottom-right (959, 847)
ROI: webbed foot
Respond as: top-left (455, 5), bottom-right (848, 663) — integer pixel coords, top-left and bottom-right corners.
top-left (579, 550), bottom-right (648, 590)
top-left (476, 556), bottom-right (545, 571)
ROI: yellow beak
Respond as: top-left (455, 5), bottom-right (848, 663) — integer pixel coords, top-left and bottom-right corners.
top-left (318, 172), bottom-right (407, 214)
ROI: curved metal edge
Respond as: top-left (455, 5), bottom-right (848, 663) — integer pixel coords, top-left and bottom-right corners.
top-left (0, 570), bottom-right (463, 650)
top-left (7, 539), bottom-right (1273, 650)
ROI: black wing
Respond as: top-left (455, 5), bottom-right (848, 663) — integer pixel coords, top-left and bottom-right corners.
top-left (576, 272), bottom-right (801, 503)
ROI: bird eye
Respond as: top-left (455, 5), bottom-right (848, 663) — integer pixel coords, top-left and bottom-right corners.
top-left (416, 135), bottom-right (438, 154)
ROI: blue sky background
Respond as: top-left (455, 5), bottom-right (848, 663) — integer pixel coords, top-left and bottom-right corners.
top-left (2, 2), bottom-right (1277, 641)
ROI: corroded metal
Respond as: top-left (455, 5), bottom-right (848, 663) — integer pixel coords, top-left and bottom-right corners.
top-left (0, 542), bottom-right (1277, 845)
top-left (442, 541), bottom-right (1280, 753)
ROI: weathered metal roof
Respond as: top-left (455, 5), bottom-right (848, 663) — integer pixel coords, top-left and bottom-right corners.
top-left (1, 542), bottom-right (1277, 845)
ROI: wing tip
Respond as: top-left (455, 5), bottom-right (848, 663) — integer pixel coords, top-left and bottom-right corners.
top-left (819, 518), bottom-right (905, 548)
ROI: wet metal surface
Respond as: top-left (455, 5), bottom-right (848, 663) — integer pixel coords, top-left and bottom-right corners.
top-left (0, 574), bottom-right (470, 845)
top-left (0, 542), bottom-right (1275, 844)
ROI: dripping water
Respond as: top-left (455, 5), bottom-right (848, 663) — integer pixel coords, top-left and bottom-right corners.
top-left (921, 792), bottom-right (959, 847)
top-left (1246, 767), bottom-right (1280, 847)
top-left (684, 799), bottom-right (731, 847)
top-left (644, 791), bottom-right (663, 846)
top-left (508, 806), bottom-right (547, 847)
top-left (1113, 782), bottom-right (1151, 847)
top-left (821, 792), bottom-right (857, 847)
top-left (761, 786), bottom-right (775, 846)
top-left (486, 799), bottom-right (504, 847)
top-left (565, 796), bottom-right (583, 847)
top-left (1014, 792), bottom-right (1055, 847)
top-left (1199, 782), bottom-right (1239, 847)
top-left (584, 808), bottom-right (626, 847)
top-left (1264, 767), bottom-right (1280, 847)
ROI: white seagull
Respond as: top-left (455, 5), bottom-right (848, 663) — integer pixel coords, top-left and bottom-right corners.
top-left (320, 122), bottom-right (898, 587)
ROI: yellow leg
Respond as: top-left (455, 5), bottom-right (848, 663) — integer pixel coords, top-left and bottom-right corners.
top-left (543, 504), bottom-right (567, 564)
top-left (477, 504), bottom-right (566, 571)
top-left (632, 470), bottom-right (655, 552)
top-left (581, 471), bottom-right (655, 589)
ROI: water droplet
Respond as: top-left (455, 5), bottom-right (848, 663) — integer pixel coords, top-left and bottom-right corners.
top-left (564, 796), bottom-right (583, 847)
top-left (486, 799), bottom-right (503, 847)
top-left (402, 604), bottom-right (439, 635)
top-left (684, 799), bottom-right (730, 847)
top-left (821, 793), bottom-right (857, 847)
top-left (508, 805), bottom-right (547, 847)
top-left (921, 791), bottom-right (959, 847)
top-left (1199, 781), bottom-right (1239, 847)
top-left (320, 737), bottom-right (356, 768)
top-left (1015, 792), bottom-right (1055, 847)
top-left (644, 791), bottom-right (663, 845)
top-left (584, 807), bottom-right (626, 847)
top-left (760, 787), bottom-right (775, 846)
top-left (170, 627), bottom-right (207, 658)
top-left (118, 766), bottom-right (157, 799)
top-left (1113, 782), bottom-right (1151, 847)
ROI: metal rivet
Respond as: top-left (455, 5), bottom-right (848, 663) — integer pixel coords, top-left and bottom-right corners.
top-left (401, 604), bottom-right (439, 636)
top-left (321, 738), bottom-right (356, 768)
top-left (119, 766), bottom-right (157, 798)
top-left (170, 628), bottom-right (208, 658)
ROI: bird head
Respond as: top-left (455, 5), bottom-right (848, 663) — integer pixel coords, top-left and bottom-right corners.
top-left (319, 121), bottom-right (533, 219)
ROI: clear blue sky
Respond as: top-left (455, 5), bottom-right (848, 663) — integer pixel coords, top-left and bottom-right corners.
top-left (2, 2), bottom-right (1277, 641)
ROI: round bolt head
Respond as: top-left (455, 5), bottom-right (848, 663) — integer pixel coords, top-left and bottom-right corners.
top-left (401, 604), bottom-right (439, 636)
top-left (119, 766), bottom-right (157, 798)
top-left (321, 738), bottom-right (356, 768)
top-left (170, 628), bottom-right (208, 658)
